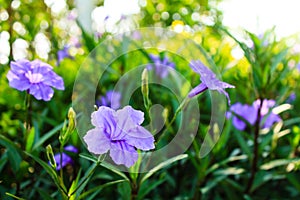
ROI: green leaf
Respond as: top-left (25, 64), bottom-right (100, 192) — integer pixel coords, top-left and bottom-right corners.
top-left (233, 130), bottom-right (251, 157)
top-left (260, 158), bottom-right (300, 170)
top-left (201, 175), bottom-right (226, 194)
top-left (138, 178), bottom-right (165, 200)
top-left (140, 154), bottom-right (188, 184)
top-left (24, 151), bottom-right (67, 195)
top-left (206, 155), bottom-right (247, 175)
top-left (5, 193), bottom-right (26, 200)
top-left (76, 21), bottom-right (96, 52)
top-left (36, 188), bottom-right (55, 200)
top-left (79, 153), bottom-right (98, 163)
top-left (286, 173), bottom-right (300, 192)
top-left (214, 167), bottom-right (245, 176)
top-left (270, 49), bottom-right (288, 74)
top-left (25, 127), bottom-right (35, 152)
top-left (78, 179), bottom-right (126, 200)
top-left (0, 135), bottom-right (22, 173)
top-left (68, 169), bottom-right (82, 199)
top-left (32, 122), bottom-right (64, 151)
top-left (100, 162), bottom-right (129, 181)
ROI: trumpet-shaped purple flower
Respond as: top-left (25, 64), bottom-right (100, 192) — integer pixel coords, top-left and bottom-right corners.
top-left (7, 59), bottom-right (64, 101)
top-left (96, 90), bottom-right (121, 110)
top-left (83, 106), bottom-right (155, 167)
top-left (53, 145), bottom-right (78, 171)
top-left (227, 99), bottom-right (281, 130)
top-left (188, 60), bottom-right (235, 104)
top-left (147, 54), bottom-right (175, 78)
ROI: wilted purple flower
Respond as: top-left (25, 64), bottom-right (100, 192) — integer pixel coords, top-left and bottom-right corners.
top-left (188, 60), bottom-right (235, 104)
top-left (227, 102), bottom-right (257, 131)
top-left (57, 46), bottom-right (73, 65)
top-left (96, 90), bottom-right (121, 110)
top-left (7, 59), bottom-right (64, 101)
top-left (228, 99), bottom-right (281, 130)
top-left (83, 106), bottom-right (155, 167)
top-left (147, 54), bottom-right (175, 78)
top-left (53, 145), bottom-right (78, 171)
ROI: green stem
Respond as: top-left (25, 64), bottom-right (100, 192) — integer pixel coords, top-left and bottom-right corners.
top-left (68, 156), bottom-right (103, 197)
top-left (158, 97), bottom-right (190, 142)
top-left (24, 92), bottom-right (31, 146)
top-left (59, 145), bottom-right (64, 180)
top-left (245, 98), bottom-right (263, 194)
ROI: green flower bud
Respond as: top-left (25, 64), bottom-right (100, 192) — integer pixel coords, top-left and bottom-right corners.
top-left (67, 107), bottom-right (76, 133)
top-left (141, 68), bottom-right (149, 97)
top-left (46, 144), bottom-right (56, 169)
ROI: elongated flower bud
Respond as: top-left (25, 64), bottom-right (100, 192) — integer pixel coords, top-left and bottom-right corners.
top-left (59, 107), bottom-right (77, 146)
top-left (67, 107), bottom-right (76, 133)
top-left (46, 144), bottom-right (57, 169)
top-left (141, 68), bottom-right (149, 97)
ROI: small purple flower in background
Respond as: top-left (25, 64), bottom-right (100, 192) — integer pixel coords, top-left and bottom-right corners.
top-left (227, 102), bottom-right (257, 131)
top-left (53, 145), bottom-right (78, 171)
top-left (147, 54), bottom-right (175, 78)
top-left (227, 99), bottom-right (281, 130)
top-left (188, 60), bottom-right (235, 104)
top-left (57, 46), bottom-right (73, 65)
top-left (253, 99), bottom-right (281, 129)
top-left (96, 90), bottom-right (121, 110)
top-left (287, 92), bottom-right (296, 103)
top-left (297, 63), bottom-right (300, 72)
top-left (7, 59), bottom-right (64, 101)
top-left (83, 106), bottom-right (155, 167)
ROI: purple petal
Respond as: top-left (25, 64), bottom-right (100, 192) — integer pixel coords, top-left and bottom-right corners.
top-left (54, 153), bottom-right (73, 171)
top-left (83, 128), bottom-right (111, 154)
top-left (116, 106), bottom-right (144, 126)
top-left (113, 106), bottom-right (144, 140)
top-left (10, 59), bottom-right (31, 74)
top-left (7, 72), bottom-right (31, 91)
top-left (29, 84), bottom-right (54, 101)
top-left (217, 88), bottom-right (232, 105)
top-left (232, 116), bottom-right (246, 131)
top-left (64, 145), bottom-right (78, 153)
top-left (43, 71), bottom-right (65, 90)
top-left (91, 107), bottom-right (116, 133)
top-left (28, 84), bottom-right (42, 100)
top-left (188, 83), bottom-right (208, 98)
top-left (109, 141), bottom-right (138, 167)
top-left (31, 60), bottom-right (53, 71)
top-left (262, 113), bottom-right (281, 128)
top-left (125, 126), bottom-right (155, 150)
top-left (190, 60), bottom-right (216, 79)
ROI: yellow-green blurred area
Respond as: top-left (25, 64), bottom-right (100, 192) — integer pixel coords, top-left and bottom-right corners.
top-left (1, 0), bottom-right (300, 199)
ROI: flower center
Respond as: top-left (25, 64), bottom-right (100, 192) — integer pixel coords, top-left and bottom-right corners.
top-left (25, 71), bottom-right (43, 84)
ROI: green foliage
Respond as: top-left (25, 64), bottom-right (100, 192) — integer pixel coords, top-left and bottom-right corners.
top-left (0, 0), bottom-right (300, 199)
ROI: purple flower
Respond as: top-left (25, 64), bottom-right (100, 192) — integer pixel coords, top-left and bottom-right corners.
top-left (297, 63), bottom-right (300, 72)
top-left (83, 106), bottom-right (155, 167)
top-left (253, 99), bottom-right (281, 128)
top-left (147, 54), bottom-right (175, 78)
top-left (188, 60), bottom-right (235, 104)
top-left (57, 46), bottom-right (73, 65)
top-left (53, 145), bottom-right (78, 171)
top-left (227, 99), bottom-right (281, 130)
top-left (96, 90), bottom-right (121, 110)
top-left (287, 92), bottom-right (296, 103)
top-left (227, 102), bottom-right (257, 131)
top-left (7, 59), bottom-right (64, 101)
